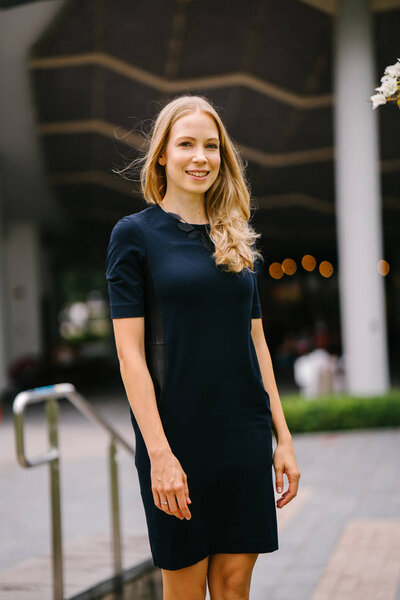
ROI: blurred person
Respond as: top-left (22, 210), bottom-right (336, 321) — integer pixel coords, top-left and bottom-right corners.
top-left (106, 95), bottom-right (300, 599)
top-left (294, 347), bottom-right (334, 398)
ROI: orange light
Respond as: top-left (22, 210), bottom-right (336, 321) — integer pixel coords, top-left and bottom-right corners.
top-left (269, 262), bottom-right (284, 279)
top-left (301, 254), bottom-right (316, 271)
top-left (377, 260), bottom-right (390, 276)
top-left (319, 261), bottom-right (333, 278)
top-left (282, 258), bottom-right (297, 275)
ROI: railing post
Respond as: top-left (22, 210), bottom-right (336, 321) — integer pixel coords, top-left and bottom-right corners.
top-left (109, 437), bottom-right (123, 599)
top-left (13, 383), bottom-right (136, 600)
top-left (45, 395), bottom-right (64, 600)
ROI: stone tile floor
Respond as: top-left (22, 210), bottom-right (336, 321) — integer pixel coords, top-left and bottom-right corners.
top-left (1, 386), bottom-right (399, 599)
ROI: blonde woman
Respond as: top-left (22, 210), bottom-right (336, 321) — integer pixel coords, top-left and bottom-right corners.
top-left (106, 95), bottom-right (300, 600)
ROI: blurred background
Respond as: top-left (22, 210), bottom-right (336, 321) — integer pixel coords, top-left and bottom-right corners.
top-left (0, 0), bottom-right (398, 403)
top-left (1, 1), bottom-right (400, 599)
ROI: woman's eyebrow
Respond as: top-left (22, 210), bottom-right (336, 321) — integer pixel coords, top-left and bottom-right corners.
top-left (175, 136), bottom-right (219, 142)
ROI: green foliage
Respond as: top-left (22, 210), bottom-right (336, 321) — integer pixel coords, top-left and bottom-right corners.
top-left (57, 270), bottom-right (107, 304)
top-left (280, 389), bottom-right (400, 433)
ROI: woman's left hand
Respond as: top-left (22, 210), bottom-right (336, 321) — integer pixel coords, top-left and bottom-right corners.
top-left (273, 439), bottom-right (301, 509)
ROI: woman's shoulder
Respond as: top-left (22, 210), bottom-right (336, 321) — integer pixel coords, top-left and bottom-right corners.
top-left (110, 204), bottom-right (157, 240)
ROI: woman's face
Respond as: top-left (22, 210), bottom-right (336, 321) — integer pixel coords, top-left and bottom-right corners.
top-left (159, 111), bottom-right (221, 201)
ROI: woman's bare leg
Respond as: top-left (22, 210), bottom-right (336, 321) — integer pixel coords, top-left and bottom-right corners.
top-left (207, 553), bottom-right (259, 600)
top-left (161, 555), bottom-right (209, 600)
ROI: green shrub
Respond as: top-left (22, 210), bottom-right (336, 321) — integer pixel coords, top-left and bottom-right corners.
top-left (280, 389), bottom-right (400, 433)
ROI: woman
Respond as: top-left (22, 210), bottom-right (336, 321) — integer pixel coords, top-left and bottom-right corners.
top-left (106, 95), bottom-right (300, 600)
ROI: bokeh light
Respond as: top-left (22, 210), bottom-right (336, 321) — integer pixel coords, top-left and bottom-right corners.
top-left (301, 254), bottom-right (316, 271)
top-left (377, 259), bottom-right (390, 276)
top-left (282, 258), bottom-right (297, 275)
top-left (319, 261), bottom-right (334, 278)
top-left (269, 262), bottom-right (284, 279)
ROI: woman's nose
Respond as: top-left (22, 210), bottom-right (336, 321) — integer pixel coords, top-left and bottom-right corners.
top-left (193, 147), bottom-right (206, 162)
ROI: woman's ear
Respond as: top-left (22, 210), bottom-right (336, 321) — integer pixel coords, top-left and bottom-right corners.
top-left (158, 156), bottom-right (165, 166)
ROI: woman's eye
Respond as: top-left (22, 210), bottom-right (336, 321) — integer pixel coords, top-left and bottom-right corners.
top-left (179, 141), bottom-right (218, 149)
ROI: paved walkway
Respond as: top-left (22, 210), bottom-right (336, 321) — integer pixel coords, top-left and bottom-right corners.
top-left (251, 425), bottom-right (400, 600)
top-left (1, 386), bottom-right (399, 599)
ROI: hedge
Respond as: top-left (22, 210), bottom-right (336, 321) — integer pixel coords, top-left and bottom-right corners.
top-left (279, 388), bottom-right (400, 433)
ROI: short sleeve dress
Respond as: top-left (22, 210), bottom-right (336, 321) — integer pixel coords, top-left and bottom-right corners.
top-left (105, 202), bottom-right (279, 570)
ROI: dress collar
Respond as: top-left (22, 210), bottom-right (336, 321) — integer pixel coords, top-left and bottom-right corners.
top-left (157, 205), bottom-right (214, 251)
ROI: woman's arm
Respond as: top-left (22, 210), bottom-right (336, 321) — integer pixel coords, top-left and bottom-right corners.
top-left (251, 318), bottom-right (292, 444)
top-left (114, 317), bottom-right (171, 458)
top-left (112, 317), bottom-right (192, 520)
top-left (251, 318), bottom-right (301, 508)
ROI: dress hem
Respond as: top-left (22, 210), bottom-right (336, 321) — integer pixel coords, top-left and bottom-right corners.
top-left (152, 540), bottom-right (279, 571)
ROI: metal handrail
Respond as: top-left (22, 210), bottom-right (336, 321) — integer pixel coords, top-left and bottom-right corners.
top-left (13, 382), bottom-right (135, 600)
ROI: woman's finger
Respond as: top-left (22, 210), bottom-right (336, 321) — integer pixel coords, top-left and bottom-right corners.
top-left (176, 488), bottom-right (192, 520)
top-left (159, 494), bottom-right (173, 515)
top-left (277, 487), bottom-right (293, 504)
top-left (166, 492), bottom-right (184, 519)
top-left (276, 470), bottom-right (300, 507)
top-left (275, 467), bottom-right (284, 494)
top-left (154, 490), bottom-right (172, 514)
top-left (153, 489), bottom-right (161, 509)
top-left (184, 482), bottom-right (192, 504)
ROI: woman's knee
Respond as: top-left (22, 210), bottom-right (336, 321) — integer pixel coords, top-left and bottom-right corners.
top-left (207, 553), bottom-right (258, 600)
top-left (161, 555), bottom-right (209, 600)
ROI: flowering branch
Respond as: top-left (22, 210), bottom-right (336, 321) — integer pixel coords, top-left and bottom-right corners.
top-left (369, 58), bottom-right (400, 110)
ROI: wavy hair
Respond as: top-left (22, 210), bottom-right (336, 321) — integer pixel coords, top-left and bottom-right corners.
top-left (115, 94), bottom-right (263, 273)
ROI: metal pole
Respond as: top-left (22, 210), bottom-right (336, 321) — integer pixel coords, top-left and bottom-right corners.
top-left (45, 395), bottom-right (64, 600)
top-left (109, 438), bottom-right (123, 599)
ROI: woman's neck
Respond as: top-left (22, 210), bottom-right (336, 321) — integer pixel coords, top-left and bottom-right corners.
top-left (160, 194), bottom-right (208, 224)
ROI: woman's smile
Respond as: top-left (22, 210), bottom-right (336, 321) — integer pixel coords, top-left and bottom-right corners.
top-left (185, 170), bottom-right (210, 180)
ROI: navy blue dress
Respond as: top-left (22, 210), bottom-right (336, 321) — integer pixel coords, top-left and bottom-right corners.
top-left (105, 202), bottom-right (279, 570)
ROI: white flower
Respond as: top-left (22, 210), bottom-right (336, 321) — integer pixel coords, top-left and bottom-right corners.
top-left (375, 75), bottom-right (398, 96)
top-left (381, 73), bottom-right (396, 83)
top-left (384, 59), bottom-right (400, 78)
top-left (369, 58), bottom-right (400, 109)
top-left (370, 93), bottom-right (387, 110)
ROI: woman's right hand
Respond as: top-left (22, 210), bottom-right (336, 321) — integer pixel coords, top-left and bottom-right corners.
top-left (150, 450), bottom-right (192, 520)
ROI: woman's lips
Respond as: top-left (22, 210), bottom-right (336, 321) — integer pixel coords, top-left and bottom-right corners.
top-left (185, 170), bottom-right (209, 180)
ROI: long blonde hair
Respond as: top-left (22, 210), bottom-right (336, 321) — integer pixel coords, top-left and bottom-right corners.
top-left (117, 94), bottom-right (263, 273)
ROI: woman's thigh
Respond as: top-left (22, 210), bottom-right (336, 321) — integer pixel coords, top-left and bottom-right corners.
top-left (161, 555), bottom-right (209, 600)
top-left (207, 553), bottom-right (259, 599)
